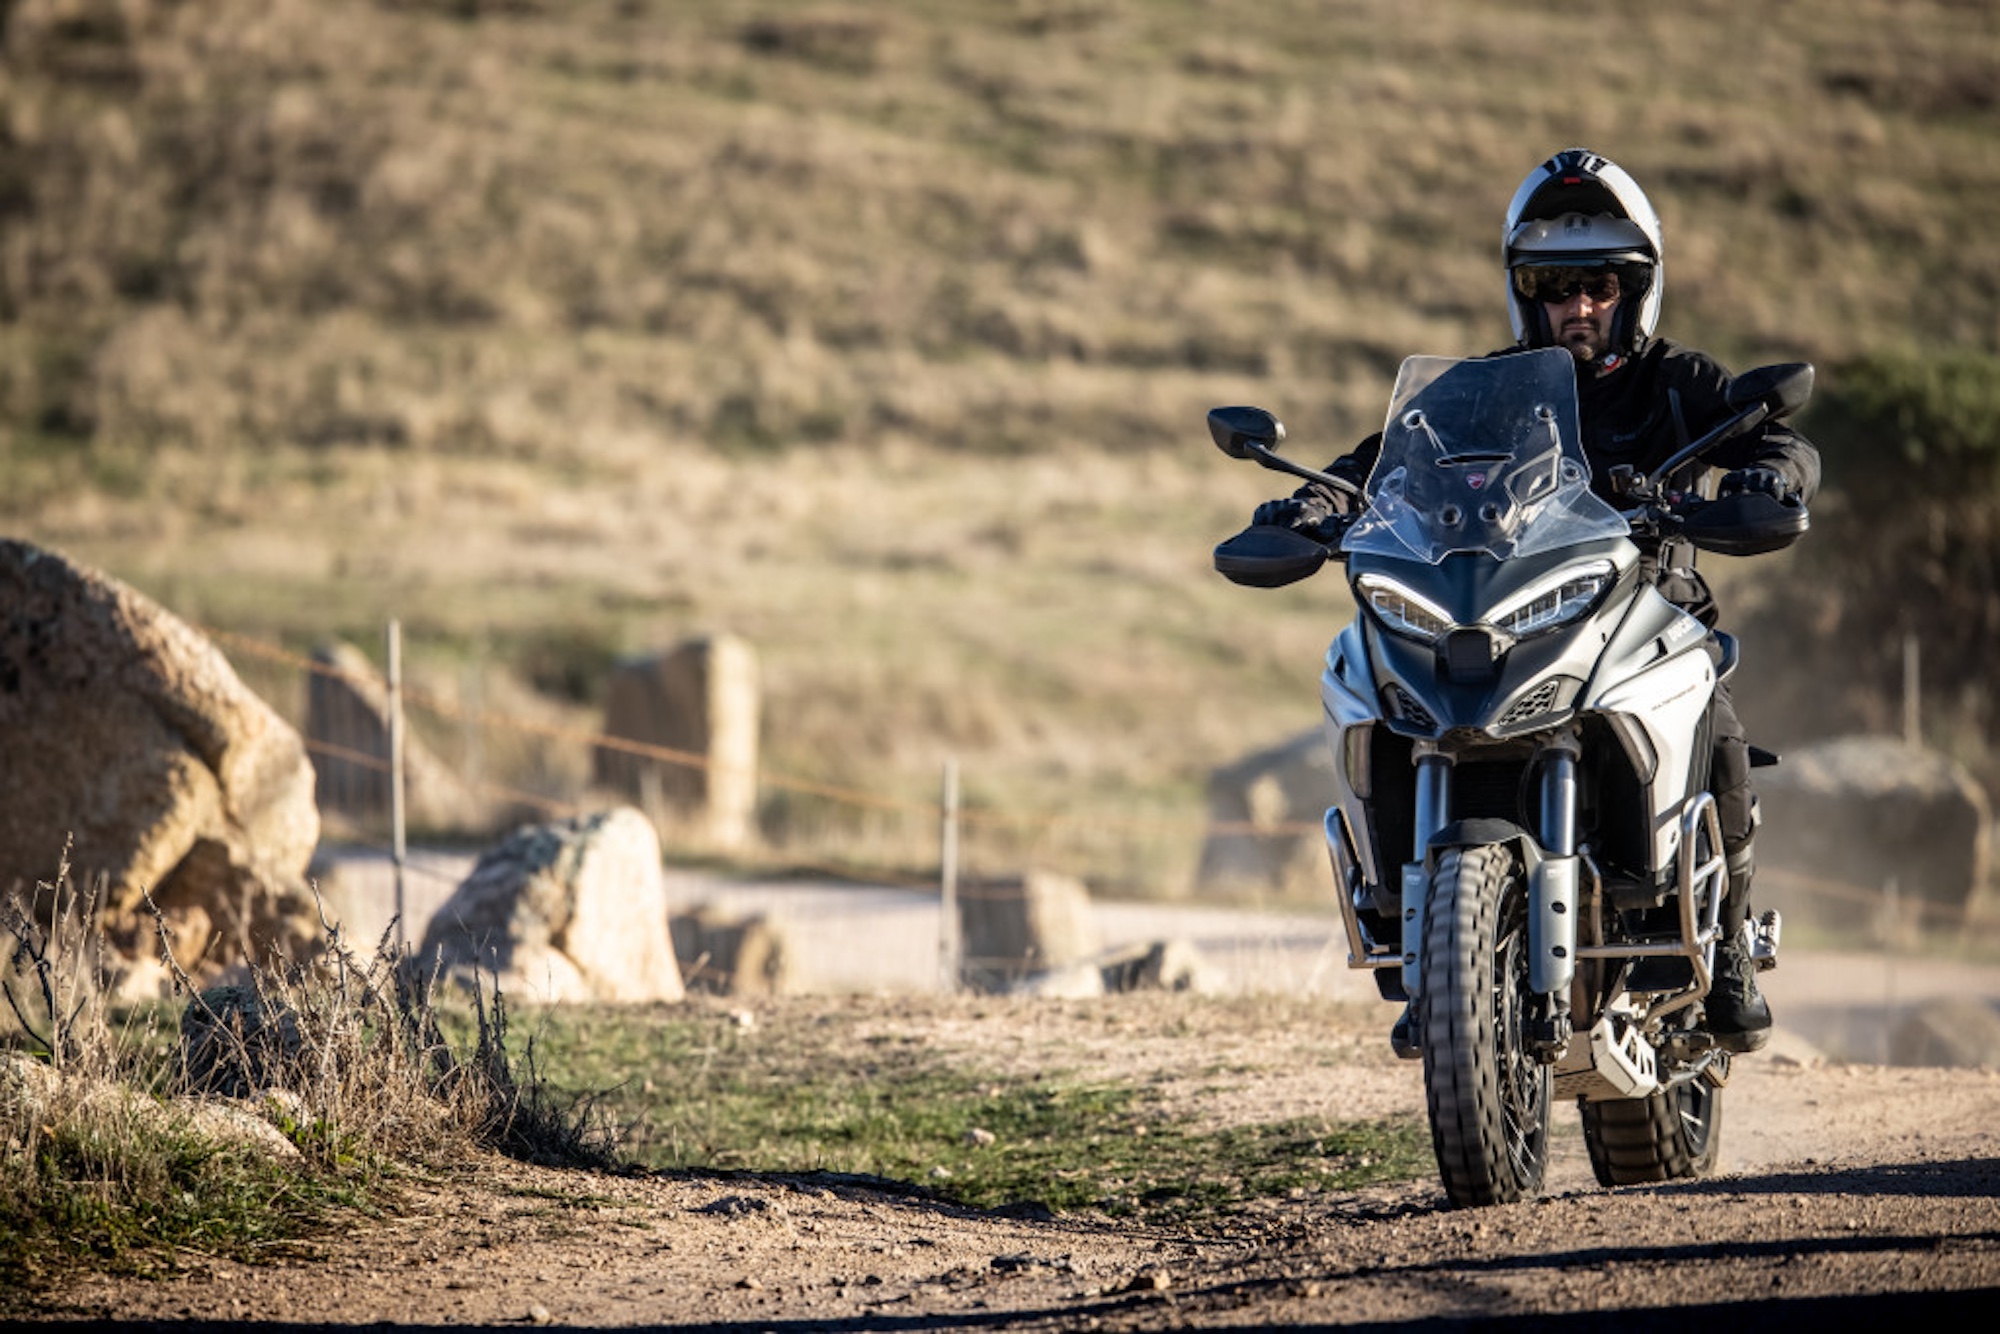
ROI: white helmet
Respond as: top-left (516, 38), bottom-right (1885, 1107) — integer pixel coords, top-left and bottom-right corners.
top-left (1503, 148), bottom-right (1664, 353)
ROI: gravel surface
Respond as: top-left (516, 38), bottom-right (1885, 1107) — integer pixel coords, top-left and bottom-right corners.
top-left (19, 973), bottom-right (2000, 1329)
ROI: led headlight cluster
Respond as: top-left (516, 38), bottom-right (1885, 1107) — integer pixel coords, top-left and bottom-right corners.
top-left (1356, 559), bottom-right (1615, 645)
top-left (1491, 561), bottom-right (1617, 638)
top-left (1356, 577), bottom-right (1452, 641)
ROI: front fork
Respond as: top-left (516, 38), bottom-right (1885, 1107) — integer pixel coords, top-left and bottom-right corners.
top-left (1529, 736), bottom-right (1581, 1056)
top-left (1398, 734), bottom-right (1580, 1055)
top-left (1397, 747), bottom-right (1454, 999)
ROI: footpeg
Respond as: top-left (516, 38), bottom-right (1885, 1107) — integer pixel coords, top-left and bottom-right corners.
top-left (1751, 909), bottom-right (1781, 972)
top-left (1390, 1005), bottom-right (1421, 1061)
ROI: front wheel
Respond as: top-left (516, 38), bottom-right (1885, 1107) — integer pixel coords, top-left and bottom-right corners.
top-left (1419, 845), bottom-right (1550, 1208)
top-left (1581, 1080), bottom-right (1723, 1186)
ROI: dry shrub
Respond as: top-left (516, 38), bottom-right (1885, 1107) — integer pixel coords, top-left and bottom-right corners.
top-left (151, 894), bottom-right (620, 1171)
top-left (1, 842), bottom-right (116, 1077)
top-left (739, 12), bottom-right (895, 74)
top-left (1, 852), bottom-right (616, 1280)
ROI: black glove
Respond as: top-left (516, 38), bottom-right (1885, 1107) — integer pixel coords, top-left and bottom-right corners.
top-left (1718, 467), bottom-right (1792, 501)
top-left (1252, 490), bottom-right (1347, 541)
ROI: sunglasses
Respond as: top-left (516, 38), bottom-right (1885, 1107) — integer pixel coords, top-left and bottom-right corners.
top-left (1513, 266), bottom-right (1624, 305)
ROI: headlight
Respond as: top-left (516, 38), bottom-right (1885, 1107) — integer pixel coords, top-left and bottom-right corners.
top-left (1488, 560), bottom-right (1616, 639)
top-left (1355, 574), bottom-right (1453, 643)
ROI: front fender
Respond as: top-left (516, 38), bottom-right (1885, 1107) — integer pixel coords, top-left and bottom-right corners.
top-left (1425, 818), bottom-right (1576, 998)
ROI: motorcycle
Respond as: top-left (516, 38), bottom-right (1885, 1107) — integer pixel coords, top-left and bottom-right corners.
top-left (1209, 348), bottom-right (1812, 1207)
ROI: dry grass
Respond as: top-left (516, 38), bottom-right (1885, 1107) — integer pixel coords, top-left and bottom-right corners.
top-left (2, 0), bottom-right (1995, 888)
top-left (0, 854), bottom-right (615, 1284)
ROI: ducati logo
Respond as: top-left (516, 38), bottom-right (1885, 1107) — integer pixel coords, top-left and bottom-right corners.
top-left (1466, 472), bottom-right (1488, 490)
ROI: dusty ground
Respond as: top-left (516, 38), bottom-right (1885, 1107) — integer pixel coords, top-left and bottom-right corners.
top-left (14, 983), bottom-right (2000, 1330)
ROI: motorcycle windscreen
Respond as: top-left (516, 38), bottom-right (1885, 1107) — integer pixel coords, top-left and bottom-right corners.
top-left (1340, 348), bottom-right (1631, 565)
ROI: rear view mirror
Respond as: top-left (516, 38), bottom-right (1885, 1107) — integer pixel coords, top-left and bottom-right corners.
top-left (1208, 405), bottom-right (1286, 460)
top-left (1725, 363), bottom-right (1814, 421)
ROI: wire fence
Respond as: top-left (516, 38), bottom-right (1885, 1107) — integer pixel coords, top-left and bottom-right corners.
top-left (207, 621), bottom-right (1355, 991)
top-left (209, 623), bottom-right (1303, 887)
top-left (205, 621), bottom-right (1998, 992)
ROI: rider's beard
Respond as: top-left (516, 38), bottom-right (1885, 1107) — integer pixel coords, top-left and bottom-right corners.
top-left (1559, 323), bottom-right (1606, 363)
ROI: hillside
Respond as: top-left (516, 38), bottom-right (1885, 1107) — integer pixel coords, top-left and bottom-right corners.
top-left (2, 0), bottom-right (1996, 890)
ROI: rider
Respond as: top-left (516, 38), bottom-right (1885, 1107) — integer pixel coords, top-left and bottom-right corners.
top-left (1255, 148), bottom-right (1820, 1054)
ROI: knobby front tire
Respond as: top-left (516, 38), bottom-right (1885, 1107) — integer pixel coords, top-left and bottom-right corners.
top-left (1419, 844), bottom-right (1551, 1208)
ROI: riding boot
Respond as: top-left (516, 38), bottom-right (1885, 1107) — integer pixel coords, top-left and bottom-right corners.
top-left (1704, 845), bottom-right (1772, 1052)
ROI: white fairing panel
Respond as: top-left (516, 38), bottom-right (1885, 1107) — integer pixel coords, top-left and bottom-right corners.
top-left (1588, 611), bottom-right (1714, 871)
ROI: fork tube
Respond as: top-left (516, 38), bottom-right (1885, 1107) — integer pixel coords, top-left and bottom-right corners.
top-left (1532, 748), bottom-right (1579, 996)
top-left (1401, 751), bottom-right (1453, 999)
top-left (1539, 751), bottom-right (1576, 858)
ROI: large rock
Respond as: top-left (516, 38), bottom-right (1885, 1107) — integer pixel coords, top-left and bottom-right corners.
top-left (1195, 729), bottom-right (1337, 898)
top-left (1099, 938), bottom-right (1214, 994)
top-left (2, 1049), bottom-right (298, 1162)
top-left (957, 869), bottom-right (1100, 993)
top-left (1755, 736), bottom-right (1992, 932)
top-left (669, 905), bottom-right (792, 996)
top-left (305, 641), bottom-right (491, 834)
top-left (419, 807), bottom-right (684, 1003)
top-left (180, 983), bottom-right (304, 1098)
top-left (0, 540), bottom-right (320, 980)
top-left (594, 637), bottom-right (760, 850)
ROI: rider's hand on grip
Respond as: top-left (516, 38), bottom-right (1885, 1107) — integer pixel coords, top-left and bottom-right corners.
top-left (1252, 492), bottom-right (1347, 543)
top-left (1717, 467), bottom-right (1791, 502)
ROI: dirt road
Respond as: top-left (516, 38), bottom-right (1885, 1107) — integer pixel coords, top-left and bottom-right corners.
top-left (24, 983), bottom-right (2000, 1330)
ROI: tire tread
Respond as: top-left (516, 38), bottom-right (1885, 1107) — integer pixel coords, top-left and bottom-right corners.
top-left (1420, 846), bottom-right (1549, 1208)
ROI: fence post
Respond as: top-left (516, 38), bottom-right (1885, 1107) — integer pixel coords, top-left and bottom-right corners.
top-left (388, 619), bottom-right (408, 951)
top-left (939, 757), bottom-right (960, 994)
top-left (1903, 632), bottom-right (1921, 747)
top-left (1880, 876), bottom-right (1900, 1065)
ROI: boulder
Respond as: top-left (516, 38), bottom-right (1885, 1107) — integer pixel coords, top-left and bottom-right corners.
top-left (305, 641), bottom-right (491, 834)
top-left (594, 637), bottom-right (760, 850)
top-left (179, 983), bottom-right (304, 1098)
top-left (1003, 960), bottom-right (1106, 1000)
top-left (419, 807), bottom-right (684, 1003)
top-left (1, 1049), bottom-right (297, 1162)
top-left (958, 869), bottom-right (1100, 994)
top-left (0, 540), bottom-right (320, 982)
top-left (1099, 938), bottom-right (1213, 994)
top-left (1195, 729), bottom-right (1337, 898)
top-left (670, 904), bottom-right (791, 996)
top-left (1754, 736), bottom-right (1992, 932)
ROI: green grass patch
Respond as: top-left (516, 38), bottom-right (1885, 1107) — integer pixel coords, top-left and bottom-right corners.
top-left (518, 1002), bottom-right (1429, 1223)
top-left (1, 1118), bottom-right (379, 1288)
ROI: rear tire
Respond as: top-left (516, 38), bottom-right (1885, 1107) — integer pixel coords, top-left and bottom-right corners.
top-left (1581, 1080), bottom-right (1723, 1186)
top-left (1419, 845), bottom-right (1550, 1208)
